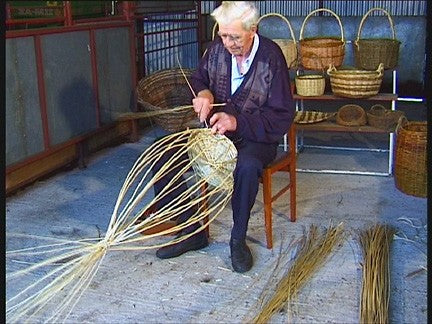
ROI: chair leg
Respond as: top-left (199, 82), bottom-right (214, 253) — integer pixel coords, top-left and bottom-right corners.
top-left (262, 170), bottom-right (273, 249)
top-left (290, 163), bottom-right (296, 222)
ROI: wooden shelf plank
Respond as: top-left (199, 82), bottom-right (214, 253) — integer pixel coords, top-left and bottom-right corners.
top-left (293, 93), bottom-right (397, 101)
top-left (295, 121), bottom-right (392, 133)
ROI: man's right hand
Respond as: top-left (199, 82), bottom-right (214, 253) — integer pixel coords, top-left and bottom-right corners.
top-left (193, 89), bottom-right (214, 123)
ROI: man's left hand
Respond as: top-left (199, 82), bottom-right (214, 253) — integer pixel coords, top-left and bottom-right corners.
top-left (209, 112), bottom-right (237, 135)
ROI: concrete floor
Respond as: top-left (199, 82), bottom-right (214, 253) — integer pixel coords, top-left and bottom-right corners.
top-left (6, 120), bottom-right (427, 323)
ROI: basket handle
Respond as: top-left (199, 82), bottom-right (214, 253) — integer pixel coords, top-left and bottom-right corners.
top-left (376, 63), bottom-right (384, 77)
top-left (299, 8), bottom-right (345, 43)
top-left (370, 104), bottom-right (387, 114)
top-left (355, 7), bottom-right (396, 45)
top-left (395, 115), bottom-right (408, 134)
top-left (257, 13), bottom-right (297, 45)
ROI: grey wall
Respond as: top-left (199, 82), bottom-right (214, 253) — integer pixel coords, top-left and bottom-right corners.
top-left (6, 26), bottom-right (134, 167)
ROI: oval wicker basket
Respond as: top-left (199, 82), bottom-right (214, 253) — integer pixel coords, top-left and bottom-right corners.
top-left (258, 13), bottom-right (298, 68)
top-left (354, 8), bottom-right (401, 70)
top-left (394, 117), bottom-right (427, 198)
top-left (327, 63), bottom-right (384, 98)
top-left (295, 75), bottom-right (325, 96)
top-left (366, 104), bottom-right (405, 130)
top-left (137, 68), bottom-right (196, 133)
top-left (299, 8), bottom-right (345, 70)
top-left (336, 104), bottom-right (367, 126)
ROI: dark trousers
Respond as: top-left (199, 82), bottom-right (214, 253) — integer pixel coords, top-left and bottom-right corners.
top-left (152, 135), bottom-right (277, 239)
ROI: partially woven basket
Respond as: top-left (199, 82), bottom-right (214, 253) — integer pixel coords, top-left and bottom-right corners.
top-left (366, 104), bottom-right (405, 130)
top-left (394, 117), bottom-right (427, 198)
top-left (299, 8), bottom-right (345, 70)
top-left (258, 13), bottom-right (298, 68)
top-left (336, 104), bottom-right (367, 126)
top-left (137, 69), bottom-right (196, 133)
top-left (354, 7), bottom-right (400, 70)
top-left (327, 63), bottom-right (384, 98)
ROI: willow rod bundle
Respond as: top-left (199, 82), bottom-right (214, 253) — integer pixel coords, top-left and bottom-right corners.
top-left (252, 223), bottom-right (344, 324)
top-left (359, 224), bottom-right (396, 324)
top-left (6, 127), bottom-right (237, 323)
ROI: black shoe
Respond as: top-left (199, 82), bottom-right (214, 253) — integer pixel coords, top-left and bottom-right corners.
top-left (156, 229), bottom-right (208, 259)
top-left (230, 238), bottom-right (253, 273)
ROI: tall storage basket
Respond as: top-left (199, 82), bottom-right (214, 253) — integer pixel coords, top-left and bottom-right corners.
top-left (394, 117), bottom-right (427, 198)
top-left (299, 8), bottom-right (345, 70)
top-left (137, 68), bottom-right (196, 133)
top-left (354, 8), bottom-right (400, 70)
top-left (258, 13), bottom-right (298, 68)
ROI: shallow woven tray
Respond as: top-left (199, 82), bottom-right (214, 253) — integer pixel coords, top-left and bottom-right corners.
top-left (294, 111), bottom-right (336, 124)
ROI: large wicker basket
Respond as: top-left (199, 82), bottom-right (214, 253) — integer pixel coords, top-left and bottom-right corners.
top-left (354, 8), bottom-right (400, 70)
top-left (299, 8), bottom-right (345, 71)
top-left (327, 63), bottom-right (384, 98)
top-left (137, 68), bottom-right (196, 133)
top-left (366, 104), bottom-right (404, 130)
top-left (394, 117), bottom-right (427, 198)
top-left (258, 13), bottom-right (298, 68)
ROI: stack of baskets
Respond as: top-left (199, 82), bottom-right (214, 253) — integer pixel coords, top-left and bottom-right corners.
top-left (299, 8), bottom-right (345, 71)
top-left (366, 104), bottom-right (404, 130)
top-left (327, 63), bottom-right (384, 98)
top-left (136, 68), bottom-right (196, 133)
top-left (394, 117), bottom-right (427, 198)
top-left (354, 8), bottom-right (400, 70)
top-left (258, 13), bottom-right (298, 68)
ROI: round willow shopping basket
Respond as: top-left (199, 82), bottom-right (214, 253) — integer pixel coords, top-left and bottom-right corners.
top-left (354, 7), bottom-right (400, 70)
top-left (258, 13), bottom-right (298, 68)
top-left (394, 117), bottom-right (427, 198)
top-left (137, 68), bottom-right (196, 133)
top-left (299, 8), bottom-right (345, 70)
top-left (327, 63), bottom-right (384, 98)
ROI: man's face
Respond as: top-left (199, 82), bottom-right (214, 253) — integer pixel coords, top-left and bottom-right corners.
top-left (218, 19), bottom-right (256, 57)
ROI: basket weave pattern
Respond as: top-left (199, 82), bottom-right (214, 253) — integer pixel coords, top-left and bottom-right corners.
top-left (299, 8), bottom-right (345, 70)
top-left (295, 75), bottom-right (325, 96)
top-left (354, 8), bottom-right (400, 70)
top-left (137, 69), bottom-right (196, 133)
top-left (336, 104), bottom-right (367, 126)
top-left (394, 118), bottom-right (427, 198)
top-left (327, 63), bottom-right (384, 98)
top-left (366, 104), bottom-right (404, 130)
top-left (258, 13), bottom-right (298, 68)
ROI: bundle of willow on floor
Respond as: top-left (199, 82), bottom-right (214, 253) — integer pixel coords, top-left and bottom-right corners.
top-left (6, 128), bottom-right (237, 323)
top-left (251, 223), bottom-right (345, 323)
top-left (359, 224), bottom-right (396, 324)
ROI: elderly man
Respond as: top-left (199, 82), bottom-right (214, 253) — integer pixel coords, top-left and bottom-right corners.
top-left (155, 1), bottom-right (294, 273)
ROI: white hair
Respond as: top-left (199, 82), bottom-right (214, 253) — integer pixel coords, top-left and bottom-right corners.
top-left (211, 1), bottom-right (259, 31)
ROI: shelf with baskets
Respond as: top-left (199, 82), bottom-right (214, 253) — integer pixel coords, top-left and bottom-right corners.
top-left (293, 69), bottom-right (398, 176)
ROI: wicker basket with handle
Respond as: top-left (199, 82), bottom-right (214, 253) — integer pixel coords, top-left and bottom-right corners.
top-left (327, 63), bottom-right (384, 98)
top-left (354, 7), bottom-right (400, 70)
top-left (366, 104), bottom-right (405, 130)
top-left (394, 117), bottom-right (427, 198)
top-left (299, 8), bottom-right (345, 71)
top-left (257, 13), bottom-right (298, 68)
top-left (137, 68), bottom-right (196, 133)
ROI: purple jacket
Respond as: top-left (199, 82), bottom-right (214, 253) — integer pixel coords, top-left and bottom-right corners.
top-left (190, 34), bottom-right (294, 144)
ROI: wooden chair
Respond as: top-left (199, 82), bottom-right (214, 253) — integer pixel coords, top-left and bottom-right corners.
top-left (260, 123), bottom-right (297, 248)
top-left (203, 124), bottom-right (297, 249)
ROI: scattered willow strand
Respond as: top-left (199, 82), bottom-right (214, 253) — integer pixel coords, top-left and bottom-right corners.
top-left (359, 224), bottom-right (396, 324)
top-left (251, 223), bottom-right (345, 324)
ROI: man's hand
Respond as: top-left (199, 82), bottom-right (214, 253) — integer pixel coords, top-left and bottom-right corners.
top-left (209, 112), bottom-right (237, 135)
top-left (193, 89), bottom-right (214, 123)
